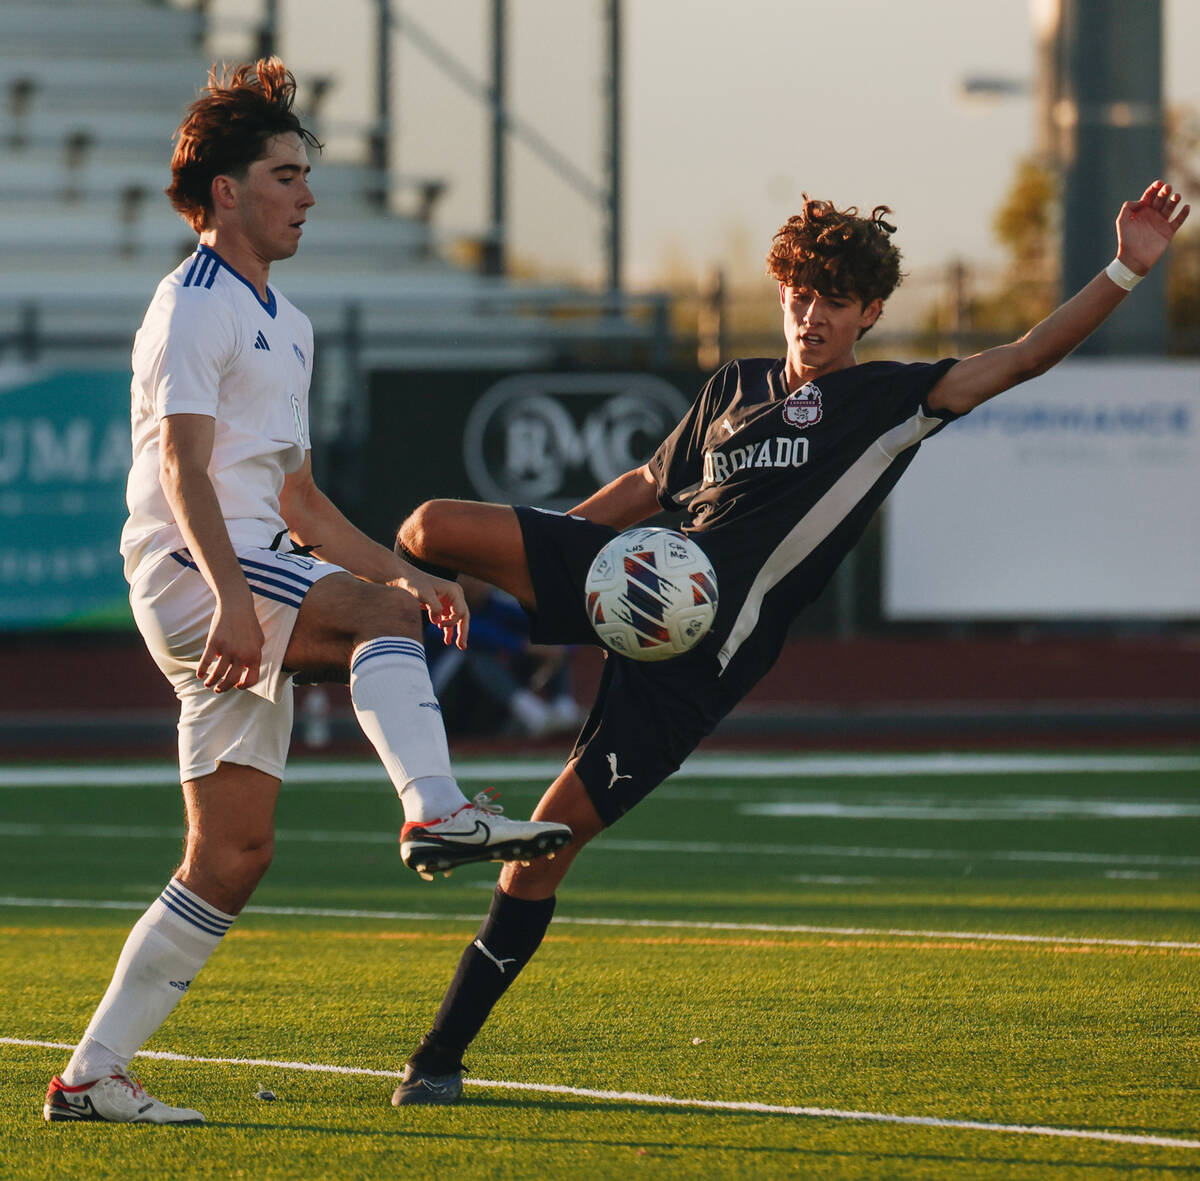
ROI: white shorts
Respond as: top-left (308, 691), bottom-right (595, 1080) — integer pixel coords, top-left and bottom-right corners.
top-left (129, 545), bottom-right (343, 783)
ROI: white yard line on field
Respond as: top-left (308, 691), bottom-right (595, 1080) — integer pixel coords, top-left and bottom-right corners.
top-left (1, 820), bottom-right (1196, 868)
top-left (742, 799), bottom-right (1200, 819)
top-left (2, 751), bottom-right (1200, 789)
top-left (3, 1036), bottom-right (1197, 1151)
top-left (1, 895), bottom-right (1198, 951)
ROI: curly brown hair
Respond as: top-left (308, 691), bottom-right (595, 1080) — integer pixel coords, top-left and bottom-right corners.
top-left (166, 57), bottom-right (321, 232)
top-left (766, 197), bottom-right (904, 306)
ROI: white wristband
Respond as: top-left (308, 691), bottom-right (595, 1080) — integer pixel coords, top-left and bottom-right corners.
top-left (1105, 257), bottom-right (1143, 292)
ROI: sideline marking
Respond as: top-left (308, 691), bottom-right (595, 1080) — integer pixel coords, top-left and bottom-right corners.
top-left (3, 1037), bottom-right (1196, 1151)
top-left (1, 896), bottom-right (1197, 951)
top-left (743, 799), bottom-right (1200, 819)
top-left (3, 751), bottom-right (1200, 788)
top-left (0, 821), bottom-right (1195, 869)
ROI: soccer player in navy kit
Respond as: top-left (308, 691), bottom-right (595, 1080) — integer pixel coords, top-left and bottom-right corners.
top-left (391, 182), bottom-right (1188, 1103)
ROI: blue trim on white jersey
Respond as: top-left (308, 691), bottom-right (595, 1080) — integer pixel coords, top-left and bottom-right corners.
top-left (184, 244), bottom-right (278, 318)
top-left (181, 250), bottom-right (220, 292)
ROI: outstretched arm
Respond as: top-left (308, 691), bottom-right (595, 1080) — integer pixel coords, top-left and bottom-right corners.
top-left (927, 180), bottom-right (1189, 416)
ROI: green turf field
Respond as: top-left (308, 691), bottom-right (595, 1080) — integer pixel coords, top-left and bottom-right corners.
top-left (1, 751), bottom-right (1198, 1180)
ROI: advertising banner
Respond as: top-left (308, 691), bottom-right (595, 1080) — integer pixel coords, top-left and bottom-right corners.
top-left (365, 367), bottom-right (701, 540)
top-left (0, 368), bottom-right (132, 629)
top-left (883, 360), bottom-right (1200, 618)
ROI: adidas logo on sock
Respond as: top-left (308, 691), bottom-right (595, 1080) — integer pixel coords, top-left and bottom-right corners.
top-left (168, 979), bottom-right (192, 992)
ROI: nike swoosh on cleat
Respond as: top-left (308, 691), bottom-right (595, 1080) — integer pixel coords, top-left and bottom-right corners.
top-left (51, 1094), bottom-right (96, 1118)
top-left (420, 820), bottom-right (492, 846)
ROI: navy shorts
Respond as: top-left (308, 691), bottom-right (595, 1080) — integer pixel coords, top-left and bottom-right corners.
top-left (515, 506), bottom-right (739, 826)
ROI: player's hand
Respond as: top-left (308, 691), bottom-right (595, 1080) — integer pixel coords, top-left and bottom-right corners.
top-left (388, 569), bottom-right (470, 650)
top-left (199, 598), bottom-right (265, 692)
top-left (1115, 181), bottom-right (1190, 276)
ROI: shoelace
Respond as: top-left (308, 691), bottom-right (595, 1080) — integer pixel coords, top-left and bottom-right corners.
top-left (424, 787), bottom-right (504, 829)
top-left (111, 1071), bottom-right (148, 1101)
top-left (467, 788), bottom-right (503, 816)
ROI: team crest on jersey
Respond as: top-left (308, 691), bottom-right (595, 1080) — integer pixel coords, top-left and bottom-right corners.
top-left (292, 343), bottom-right (306, 368)
top-left (783, 382), bottom-right (823, 427)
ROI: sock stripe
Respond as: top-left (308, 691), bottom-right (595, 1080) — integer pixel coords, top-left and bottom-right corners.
top-left (350, 637), bottom-right (427, 675)
top-left (353, 637), bottom-right (426, 660)
top-left (161, 881), bottom-right (233, 928)
top-left (159, 882), bottom-right (234, 939)
top-left (158, 895), bottom-right (229, 938)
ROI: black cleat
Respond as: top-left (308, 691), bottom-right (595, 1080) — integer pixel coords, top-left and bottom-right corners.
top-left (391, 1064), bottom-right (464, 1106)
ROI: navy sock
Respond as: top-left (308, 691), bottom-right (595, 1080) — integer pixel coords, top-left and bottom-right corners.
top-left (409, 886), bottom-right (556, 1073)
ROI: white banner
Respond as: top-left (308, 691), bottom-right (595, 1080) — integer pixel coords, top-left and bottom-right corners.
top-left (883, 360), bottom-right (1200, 618)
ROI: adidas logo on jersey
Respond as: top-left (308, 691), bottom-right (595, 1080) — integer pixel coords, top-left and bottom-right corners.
top-left (254, 331), bottom-right (271, 351)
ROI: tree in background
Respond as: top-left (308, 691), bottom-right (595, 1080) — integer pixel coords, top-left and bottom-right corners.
top-left (916, 157), bottom-right (1057, 354)
top-left (974, 157), bottom-right (1059, 336)
top-left (924, 111), bottom-right (1200, 356)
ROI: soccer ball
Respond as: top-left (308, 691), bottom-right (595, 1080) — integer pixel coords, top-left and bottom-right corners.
top-left (584, 527), bottom-right (718, 662)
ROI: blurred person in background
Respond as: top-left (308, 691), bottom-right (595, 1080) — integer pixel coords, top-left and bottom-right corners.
top-left (426, 576), bottom-right (583, 738)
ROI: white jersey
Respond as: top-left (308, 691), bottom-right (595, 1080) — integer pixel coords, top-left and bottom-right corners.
top-left (119, 244), bottom-right (315, 580)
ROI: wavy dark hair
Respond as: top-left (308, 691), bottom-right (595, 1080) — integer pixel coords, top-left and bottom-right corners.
top-left (166, 57), bottom-right (321, 232)
top-left (766, 197), bottom-right (904, 306)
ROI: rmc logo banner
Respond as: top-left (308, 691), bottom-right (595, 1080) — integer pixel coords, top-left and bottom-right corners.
top-left (365, 369), bottom-right (699, 538)
top-left (463, 373), bottom-right (690, 504)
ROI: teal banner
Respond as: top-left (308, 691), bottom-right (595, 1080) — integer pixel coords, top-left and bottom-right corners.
top-left (0, 369), bottom-right (132, 629)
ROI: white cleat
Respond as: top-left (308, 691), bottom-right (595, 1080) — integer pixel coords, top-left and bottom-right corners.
top-left (400, 789), bottom-right (571, 877)
top-left (43, 1073), bottom-right (204, 1124)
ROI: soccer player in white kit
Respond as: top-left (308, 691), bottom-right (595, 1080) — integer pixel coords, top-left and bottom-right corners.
top-left (42, 58), bottom-right (570, 1125)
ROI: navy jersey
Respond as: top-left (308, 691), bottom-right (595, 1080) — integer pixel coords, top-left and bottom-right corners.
top-left (649, 357), bottom-right (959, 691)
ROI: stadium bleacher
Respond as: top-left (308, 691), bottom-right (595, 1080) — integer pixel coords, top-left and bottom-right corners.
top-left (0, 0), bottom-right (435, 286)
top-left (0, 0), bottom-right (662, 371)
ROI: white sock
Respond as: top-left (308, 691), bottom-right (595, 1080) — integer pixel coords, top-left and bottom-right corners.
top-left (61, 880), bottom-right (233, 1084)
top-left (402, 774), bottom-right (469, 823)
top-left (350, 636), bottom-right (469, 823)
